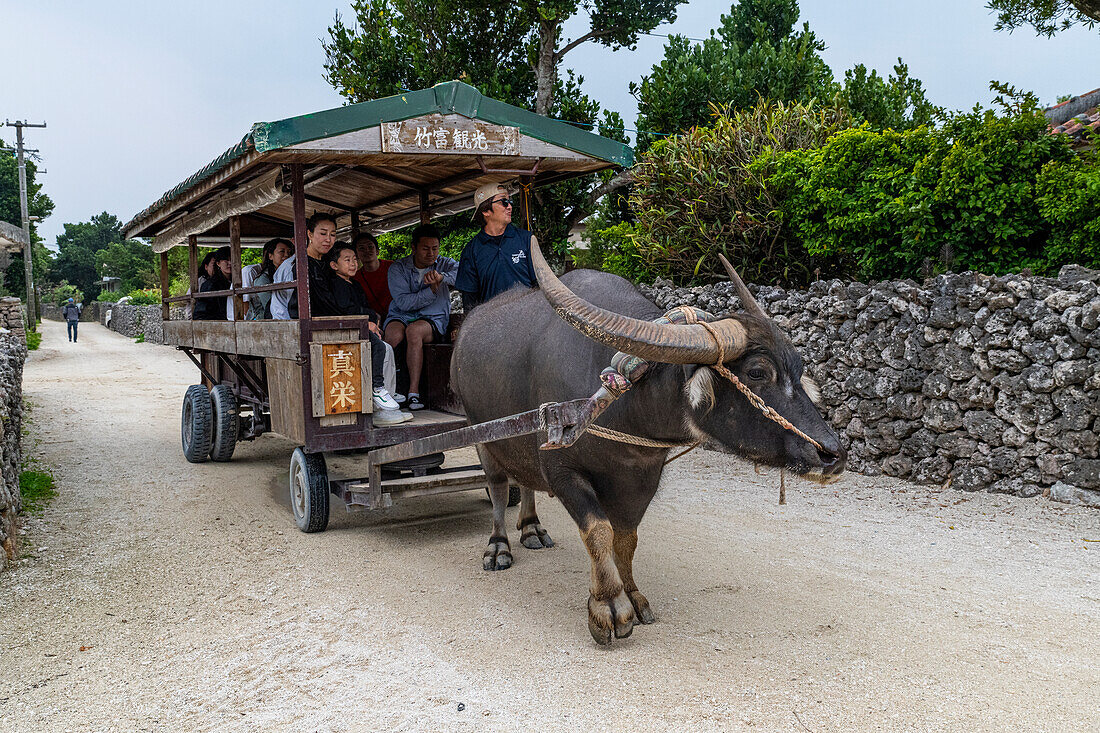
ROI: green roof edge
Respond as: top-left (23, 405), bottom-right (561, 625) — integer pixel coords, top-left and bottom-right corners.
top-left (253, 81), bottom-right (633, 167)
top-left (126, 81), bottom-right (632, 236)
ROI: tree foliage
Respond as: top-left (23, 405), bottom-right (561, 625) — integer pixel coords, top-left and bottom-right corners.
top-left (630, 100), bottom-right (851, 285)
top-left (632, 1), bottom-right (938, 152)
top-left (0, 137), bottom-right (54, 296)
top-left (836, 60), bottom-right (942, 131)
top-left (323, 1), bottom-right (675, 256)
top-left (96, 239), bottom-right (157, 294)
top-left (51, 212), bottom-right (125, 299)
top-left (987, 0), bottom-right (1100, 36)
top-left (632, 0), bottom-right (835, 151)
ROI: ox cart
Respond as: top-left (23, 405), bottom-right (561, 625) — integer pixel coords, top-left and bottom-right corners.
top-left (123, 81), bottom-right (633, 532)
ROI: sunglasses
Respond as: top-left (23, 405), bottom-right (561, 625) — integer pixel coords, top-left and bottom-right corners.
top-left (492, 197), bottom-right (514, 208)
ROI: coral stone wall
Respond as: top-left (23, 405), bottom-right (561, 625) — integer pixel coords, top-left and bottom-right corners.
top-left (41, 302), bottom-right (101, 323)
top-left (639, 265), bottom-right (1100, 507)
top-left (99, 304), bottom-right (186, 343)
top-left (0, 297), bottom-right (26, 345)
top-left (0, 331), bottom-right (26, 565)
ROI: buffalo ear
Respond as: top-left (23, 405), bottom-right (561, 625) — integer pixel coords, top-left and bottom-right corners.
top-left (800, 375), bottom-right (822, 406)
top-left (687, 366), bottom-right (716, 413)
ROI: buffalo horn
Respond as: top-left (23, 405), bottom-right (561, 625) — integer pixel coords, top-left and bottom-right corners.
top-left (530, 235), bottom-right (747, 364)
top-left (717, 254), bottom-right (767, 320)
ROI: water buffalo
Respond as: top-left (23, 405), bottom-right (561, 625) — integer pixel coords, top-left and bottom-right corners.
top-left (451, 240), bottom-right (846, 644)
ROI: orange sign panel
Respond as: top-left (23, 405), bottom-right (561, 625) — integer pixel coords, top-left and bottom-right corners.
top-left (321, 342), bottom-right (363, 415)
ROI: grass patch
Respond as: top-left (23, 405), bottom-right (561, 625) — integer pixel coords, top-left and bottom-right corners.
top-left (19, 469), bottom-right (56, 514)
top-left (26, 330), bottom-right (41, 351)
top-left (134, 333), bottom-right (145, 344)
top-left (18, 397), bottom-right (56, 515)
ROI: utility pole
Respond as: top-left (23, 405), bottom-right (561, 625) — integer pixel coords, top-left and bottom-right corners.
top-left (5, 120), bottom-right (47, 332)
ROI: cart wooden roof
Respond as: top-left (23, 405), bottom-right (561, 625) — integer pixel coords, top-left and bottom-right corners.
top-left (123, 81), bottom-right (634, 252)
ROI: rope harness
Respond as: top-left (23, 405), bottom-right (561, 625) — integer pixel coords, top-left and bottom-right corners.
top-left (581, 305), bottom-right (825, 461)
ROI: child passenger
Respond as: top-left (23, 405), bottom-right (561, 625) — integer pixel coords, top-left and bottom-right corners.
top-left (325, 241), bottom-right (411, 425)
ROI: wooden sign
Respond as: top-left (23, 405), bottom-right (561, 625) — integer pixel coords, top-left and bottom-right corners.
top-left (320, 342), bottom-right (364, 415)
top-left (382, 114), bottom-right (520, 156)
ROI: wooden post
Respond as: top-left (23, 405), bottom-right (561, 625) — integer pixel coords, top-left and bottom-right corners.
top-left (291, 164), bottom-right (310, 321)
top-left (517, 175), bottom-right (534, 233)
top-left (419, 189), bottom-right (431, 225)
top-left (160, 251), bottom-right (170, 320)
top-left (188, 235), bottom-right (198, 313)
top-left (350, 210), bottom-right (360, 238)
top-left (229, 215), bottom-right (244, 320)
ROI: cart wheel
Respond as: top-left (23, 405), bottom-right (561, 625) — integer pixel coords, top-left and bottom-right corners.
top-left (290, 448), bottom-right (329, 533)
top-left (209, 385), bottom-right (239, 462)
top-left (181, 385), bottom-right (213, 463)
top-left (486, 486), bottom-right (522, 507)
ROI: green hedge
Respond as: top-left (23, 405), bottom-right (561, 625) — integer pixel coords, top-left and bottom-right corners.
top-left (760, 107), bottom-right (1082, 280)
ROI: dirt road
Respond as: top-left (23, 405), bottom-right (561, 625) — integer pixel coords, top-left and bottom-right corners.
top-left (2, 318), bottom-right (1098, 732)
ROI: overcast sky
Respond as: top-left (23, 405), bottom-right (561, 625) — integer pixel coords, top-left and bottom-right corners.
top-left (5, 1), bottom-right (1098, 249)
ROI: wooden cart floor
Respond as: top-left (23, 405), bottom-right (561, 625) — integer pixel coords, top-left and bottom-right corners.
top-left (402, 409), bottom-right (467, 428)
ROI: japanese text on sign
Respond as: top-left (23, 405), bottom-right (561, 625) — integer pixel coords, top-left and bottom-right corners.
top-left (320, 343), bottom-right (364, 415)
top-left (382, 114), bottom-right (521, 156)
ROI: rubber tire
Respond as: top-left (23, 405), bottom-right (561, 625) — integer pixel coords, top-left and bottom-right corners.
top-left (209, 385), bottom-right (239, 462)
top-left (486, 485), bottom-right (522, 507)
top-left (181, 385), bottom-right (213, 463)
top-left (290, 448), bottom-right (330, 533)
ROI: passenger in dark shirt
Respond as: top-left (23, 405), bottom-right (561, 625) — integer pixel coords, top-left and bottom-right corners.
top-left (455, 183), bottom-right (537, 310)
top-left (287, 212), bottom-right (339, 319)
top-left (324, 241), bottom-right (407, 420)
top-left (193, 247), bottom-right (232, 320)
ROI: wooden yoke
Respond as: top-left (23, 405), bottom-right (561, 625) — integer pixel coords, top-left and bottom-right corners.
top-left (229, 215), bottom-right (244, 320)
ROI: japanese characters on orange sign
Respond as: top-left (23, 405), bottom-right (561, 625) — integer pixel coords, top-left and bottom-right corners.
top-left (321, 343), bottom-right (362, 415)
top-left (382, 114), bottom-right (521, 156)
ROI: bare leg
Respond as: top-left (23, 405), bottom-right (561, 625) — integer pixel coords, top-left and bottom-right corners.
top-left (404, 320), bottom-right (434, 396)
top-left (516, 488), bottom-right (554, 549)
top-left (548, 468), bottom-right (634, 644)
top-left (612, 527), bottom-right (654, 624)
top-left (479, 445), bottom-right (513, 571)
top-left (383, 320), bottom-right (406, 351)
top-left (580, 517), bottom-right (635, 643)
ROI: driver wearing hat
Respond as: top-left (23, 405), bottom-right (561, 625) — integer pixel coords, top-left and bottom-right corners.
top-left (455, 182), bottom-right (538, 310)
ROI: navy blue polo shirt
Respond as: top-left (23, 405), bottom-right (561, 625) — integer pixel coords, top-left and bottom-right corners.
top-left (455, 224), bottom-right (537, 303)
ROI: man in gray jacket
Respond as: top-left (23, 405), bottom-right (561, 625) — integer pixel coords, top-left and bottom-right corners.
top-left (62, 298), bottom-right (81, 342)
top-left (383, 224), bottom-right (458, 410)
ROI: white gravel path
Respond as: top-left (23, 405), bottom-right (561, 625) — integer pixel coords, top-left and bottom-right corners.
top-left (2, 318), bottom-right (1098, 732)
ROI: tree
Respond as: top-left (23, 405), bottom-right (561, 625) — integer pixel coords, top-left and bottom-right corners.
top-left (837, 60), bottom-right (942, 131)
top-left (0, 137), bottom-right (54, 296)
top-left (633, 1), bottom-right (937, 151)
top-left (987, 0), bottom-right (1099, 36)
top-left (96, 239), bottom-right (157, 294)
top-left (51, 212), bottom-right (125, 299)
top-left (323, 1), bottom-right (679, 250)
top-left (632, 0), bottom-right (835, 151)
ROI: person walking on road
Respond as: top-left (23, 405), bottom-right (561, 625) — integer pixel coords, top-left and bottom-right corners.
top-left (63, 298), bottom-right (82, 343)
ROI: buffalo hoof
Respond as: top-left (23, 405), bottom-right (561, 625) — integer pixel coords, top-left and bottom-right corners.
top-left (628, 590), bottom-right (655, 625)
top-left (587, 590), bottom-right (635, 645)
top-left (483, 537), bottom-right (513, 571)
top-left (520, 522), bottom-right (555, 550)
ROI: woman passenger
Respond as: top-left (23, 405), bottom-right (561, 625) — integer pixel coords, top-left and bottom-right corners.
top-left (193, 247), bottom-right (231, 320)
top-left (248, 238), bottom-right (293, 320)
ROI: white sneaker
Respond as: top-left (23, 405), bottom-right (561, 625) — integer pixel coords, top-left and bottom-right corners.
top-left (393, 393), bottom-right (407, 404)
top-left (374, 409), bottom-right (413, 426)
top-left (373, 388), bottom-right (400, 411)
